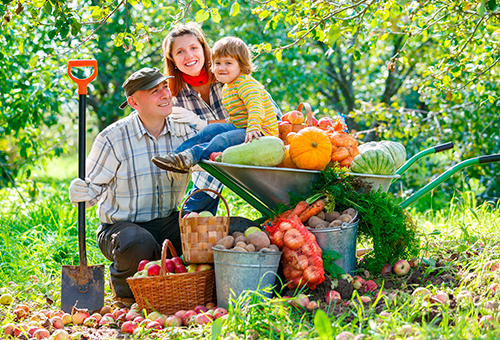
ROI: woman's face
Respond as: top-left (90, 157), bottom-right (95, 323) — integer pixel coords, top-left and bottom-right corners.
top-left (171, 34), bottom-right (205, 77)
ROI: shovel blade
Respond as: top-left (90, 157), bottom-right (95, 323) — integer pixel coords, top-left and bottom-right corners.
top-left (61, 265), bottom-right (105, 313)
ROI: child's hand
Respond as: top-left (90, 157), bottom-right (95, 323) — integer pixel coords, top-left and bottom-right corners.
top-left (245, 130), bottom-right (262, 143)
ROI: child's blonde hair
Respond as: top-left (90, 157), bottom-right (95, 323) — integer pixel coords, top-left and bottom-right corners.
top-left (212, 37), bottom-right (254, 74)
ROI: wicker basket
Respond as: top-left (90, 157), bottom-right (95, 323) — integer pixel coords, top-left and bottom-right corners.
top-left (278, 102), bottom-right (313, 145)
top-left (179, 188), bottom-right (230, 263)
top-left (127, 239), bottom-right (215, 314)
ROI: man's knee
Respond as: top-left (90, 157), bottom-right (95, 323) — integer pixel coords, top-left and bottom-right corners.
top-left (112, 226), bottom-right (159, 271)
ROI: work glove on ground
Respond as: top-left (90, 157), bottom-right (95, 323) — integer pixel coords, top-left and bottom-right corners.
top-left (168, 107), bottom-right (208, 137)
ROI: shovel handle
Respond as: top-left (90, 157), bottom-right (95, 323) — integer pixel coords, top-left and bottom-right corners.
top-left (67, 60), bottom-right (98, 95)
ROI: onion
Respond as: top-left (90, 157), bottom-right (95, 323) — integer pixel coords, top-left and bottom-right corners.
top-left (283, 229), bottom-right (304, 250)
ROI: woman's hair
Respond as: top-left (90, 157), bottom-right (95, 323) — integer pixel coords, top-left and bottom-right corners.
top-left (162, 22), bottom-right (215, 96)
top-left (212, 37), bottom-right (254, 75)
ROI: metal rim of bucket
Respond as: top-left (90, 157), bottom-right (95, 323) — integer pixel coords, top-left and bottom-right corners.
top-left (306, 210), bottom-right (359, 233)
top-left (212, 247), bottom-right (283, 256)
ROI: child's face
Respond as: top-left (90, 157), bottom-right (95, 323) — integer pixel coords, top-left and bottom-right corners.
top-left (213, 56), bottom-right (241, 84)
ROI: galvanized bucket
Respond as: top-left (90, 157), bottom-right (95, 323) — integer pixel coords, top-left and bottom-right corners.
top-left (307, 218), bottom-right (359, 275)
top-left (213, 248), bottom-right (282, 310)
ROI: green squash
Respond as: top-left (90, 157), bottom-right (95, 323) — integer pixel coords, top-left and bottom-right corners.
top-left (221, 136), bottom-right (286, 167)
top-left (357, 140), bottom-right (406, 170)
top-left (350, 148), bottom-right (395, 175)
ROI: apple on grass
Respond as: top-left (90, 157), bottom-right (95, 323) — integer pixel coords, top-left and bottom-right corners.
top-left (195, 313), bottom-right (213, 325)
top-left (182, 310), bottom-right (197, 326)
top-left (325, 290), bottom-right (341, 305)
top-left (164, 315), bottom-right (182, 327)
top-left (193, 305), bottom-right (208, 314)
top-left (393, 260), bottom-right (411, 276)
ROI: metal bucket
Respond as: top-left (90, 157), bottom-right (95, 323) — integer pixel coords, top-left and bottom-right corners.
top-left (307, 219), bottom-right (359, 275)
top-left (213, 248), bottom-right (282, 310)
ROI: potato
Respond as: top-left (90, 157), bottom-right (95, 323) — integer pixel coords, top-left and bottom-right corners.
top-left (269, 244), bottom-right (279, 252)
top-left (213, 244), bottom-right (226, 250)
top-left (232, 231), bottom-right (244, 239)
top-left (325, 211), bottom-right (341, 222)
top-left (245, 244), bottom-right (256, 252)
top-left (216, 236), bottom-right (234, 249)
top-left (315, 221), bottom-right (330, 228)
top-left (232, 246), bottom-right (247, 252)
top-left (234, 236), bottom-right (247, 245)
top-left (315, 210), bottom-right (325, 220)
top-left (342, 208), bottom-right (357, 218)
top-left (247, 231), bottom-right (270, 251)
top-left (236, 241), bottom-right (247, 249)
top-left (307, 216), bottom-right (324, 228)
top-left (329, 220), bottom-right (343, 228)
top-left (339, 214), bottom-right (353, 223)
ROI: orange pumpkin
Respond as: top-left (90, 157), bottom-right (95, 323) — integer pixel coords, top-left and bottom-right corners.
top-left (277, 145), bottom-right (298, 169)
top-left (327, 131), bottom-right (359, 168)
top-left (289, 127), bottom-right (332, 170)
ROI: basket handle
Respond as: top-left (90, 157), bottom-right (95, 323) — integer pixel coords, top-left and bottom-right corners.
top-left (160, 239), bottom-right (178, 277)
top-left (296, 102), bottom-right (313, 127)
top-left (178, 188), bottom-right (231, 225)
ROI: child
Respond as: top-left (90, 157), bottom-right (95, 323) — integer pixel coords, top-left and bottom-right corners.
top-left (153, 37), bottom-right (279, 173)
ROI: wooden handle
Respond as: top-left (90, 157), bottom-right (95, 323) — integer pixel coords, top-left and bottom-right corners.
top-left (296, 102), bottom-right (313, 127)
top-left (159, 239), bottom-right (178, 277)
top-left (178, 188), bottom-right (231, 225)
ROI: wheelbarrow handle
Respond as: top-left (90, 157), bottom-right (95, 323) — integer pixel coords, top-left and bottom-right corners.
top-left (400, 153), bottom-right (500, 209)
top-left (396, 141), bottom-right (454, 176)
top-left (67, 60), bottom-right (98, 95)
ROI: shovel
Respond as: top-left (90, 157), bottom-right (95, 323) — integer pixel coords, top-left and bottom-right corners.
top-left (61, 60), bottom-right (104, 313)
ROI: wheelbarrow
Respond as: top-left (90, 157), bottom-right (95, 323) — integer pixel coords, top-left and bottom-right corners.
top-left (198, 142), bottom-right (470, 221)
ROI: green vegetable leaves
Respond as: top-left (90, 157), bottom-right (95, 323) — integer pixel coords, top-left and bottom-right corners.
top-left (322, 250), bottom-right (346, 278)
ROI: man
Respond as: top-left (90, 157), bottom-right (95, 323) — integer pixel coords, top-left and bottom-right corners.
top-left (68, 68), bottom-right (193, 307)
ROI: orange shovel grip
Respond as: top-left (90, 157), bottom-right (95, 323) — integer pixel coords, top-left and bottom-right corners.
top-left (67, 60), bottom-right (98, 95)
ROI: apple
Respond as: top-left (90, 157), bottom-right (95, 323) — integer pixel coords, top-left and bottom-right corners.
top-left (352, 276), bottom-right (366, 290)
top-left (195, 313), bottom-right (213, 325)
top-left (393, 260), bottom-right (411, 276)
top-left (318, 117), bottom-right (335, 129)
top-left (412, 287), bottom-right (431, 298)
top-left (380, 264), bottom-right (393, 275)
top-left (144, 260), bottom-right (160, 270)
top-left (83, 316), bottom-right (97, 327)
top-left (137, 259), bottom-right (149, 272)
top-left (311, 117), bottom-right (319, 127)
top-left (98, 315), bottom-right (115, 326)
top-left (50, 316), bottom-right (64, 329)
top-left (325, 290), bottom-right (341, 304)
top-left (456, 290), bottom-right (472, 302)
top-left (33, 328), bottom-right (50, 339)
top-left (72, 310), bottom-right (90, 325)
top-left (164, 315), bottom-right (182, 327)
top-left (3, 323), bottom-right (15, 337)
top-left (483, 260), bottom-right (500, 272)
top-left (174, 310), bottom-right (186, 319)
top-left (292, 294), bottom-right (309, 309)
top-left (335, 331), bottom-right (355, 340)
top-left (306, 301), bottom-right (319, 310)
top-left (206, 302), bottom-right (216, 309)
top-left (182, 310), bottom-right (197, 326)
top-left (195, 264), bottom-right (212, 272)
top-left (52, 329), bottom-right (69, 340)
top-left (193, 305), bottom-right (208, 314)
top-left (0, 293), bottom-right (13, 305)
top-left (100, 306), bottom-right (113, 315)
top-left (430, 291), bottom-right (449, 304)
top-left (278, 120), bottom-right (291, 125)
top-left (125, 310), bottom-right (141, 321)
top-left (121, 321), bottom-right (138, 334)
top-left (175, 265), bottom-right (187, 273)
top-left (164, 259), bottom-right (176, 273)
top-left (171, 257), bottom-right (184, 267)
top-left (364, 280), bottom-right (377, 292)
top-left (146, 321), bottom-right (162, 330)
top-left (186, 212), bottom-right (200, 218)
top-left (133, 316), bottom-right (143, 323)
top-left (186, 264), bottom-right (197, 273)
top-left (61, 313), bottom-right (72, 325)
top-left (479, 315), bottom-right (494, 328)
top-left (147, 264), bottom-right (161, 276)
top-left (199, 211), bottom-right (214, 217)
top-left (103, 313), bottom-right (116, 321)
top-left (209, 152), bottom-right (222, 162)
top-left (213, 307), bottom-right (228, 319)
top-left (28, 326), bottom-right (41, 337)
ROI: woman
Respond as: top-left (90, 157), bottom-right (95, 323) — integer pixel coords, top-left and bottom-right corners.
top-left (162, 23), bottom-right (228, 215)
top-left (162, 23), bottom-right (281, 215)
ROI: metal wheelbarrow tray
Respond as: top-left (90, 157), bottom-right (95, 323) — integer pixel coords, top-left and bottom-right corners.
top-left (199, 141), bottom-right (500, 219)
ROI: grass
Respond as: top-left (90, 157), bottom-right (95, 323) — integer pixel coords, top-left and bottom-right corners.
top-left (1, 157), bottom-right (500, 339)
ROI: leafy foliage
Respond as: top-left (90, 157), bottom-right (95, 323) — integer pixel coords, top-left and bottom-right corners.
top-left (322, 250), bottom-right (346, 279)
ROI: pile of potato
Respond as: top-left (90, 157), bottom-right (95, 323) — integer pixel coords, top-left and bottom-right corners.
top-left (214, 229), bottom-right (280, 253)
top-left (306, 208), bottom-right (357, 229)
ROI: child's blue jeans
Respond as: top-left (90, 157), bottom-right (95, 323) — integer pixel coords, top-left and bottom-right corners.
top-left (175, 123), bottom-right (246, 163)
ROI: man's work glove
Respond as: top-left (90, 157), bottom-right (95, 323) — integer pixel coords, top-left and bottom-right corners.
top-left (69, 178), bottom-right (93, 208)
top-left (168, 107), bottom-right (208, 137)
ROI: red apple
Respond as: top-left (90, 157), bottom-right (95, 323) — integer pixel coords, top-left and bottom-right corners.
top-left (164, 315), bottom-right (182, 327)
top-left (171, 257), bottom-right (184, 267)
top-left (83, 316), bottom-right (97, 327)
top-left (28, 326), bottom-right (41, 337)
top-left (72, 310), bottom-right (90, 325)
top-left (121, 321), bottom-right (138, 334)
top-left (33, 328), bottom-right (51, 339)
top-left (137, 260), bottom-right (149, 272)
top-left (164, 259), bottom-right (175, 273)
top-left (352, 276), bottom-right (366, 290)
top-left (213, 307), bottom-right (227, 319)
top-left (325, 290), bottom-right (341, 304)
top-left (393, 260), bottom-right (410, 276)
top-left (52, 330), bottom-right (69, 340)
top-left (103, 313), bottom-right (116, 320)
top-left (209, 152), bottom-right (222, 161)
top-left (182, 310), bottom-right (197, 326)
top-left (195, 313), bottom-right (213, 325)
top-left (311, 117), bottom-right (319, 126)
top-left (175, 265), bottom-right (187, 273)
top-left (147, 264), bottom-right (161, 276)
top-left (146, 321), bottom-right (162, 330)
top-left (278, 120), bottom-right (291, 125)
top-left (99, 315), bottom-right (115, 326)
top-left (292, 294), bottom-right (309, 309)
top-left (306, 301), bottom-right (319, 310)
top-left (133, 316), bottom-right (143, 323)
top-left (51, 316), bottom-right (64, 329)
top-left (125, 311), bottom-right (141, 321)
top-left (195, 264), bottom-right (212, 272)
top-left (206, 302), bottom-right (216, 309)
top-left (174, 310), bottom-right (186, 320)
top-left (412, 287), bottom-right (431, 298)
top-left (364, 280), bottom-right (377, 292)
top-left (193, 305), bottom-right (208, 314)
top-left (318, 117), bottom-right (335, 129)
top-left (336, 331), bottom-right (355, 340)
top-left (3, 323), bottom-right (15, 337)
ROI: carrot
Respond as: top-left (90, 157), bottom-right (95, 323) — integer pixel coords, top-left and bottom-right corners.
top-left (289, 201), bottom-right (309, 218)
top-left (298, 199), bottom-right (326, 223)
